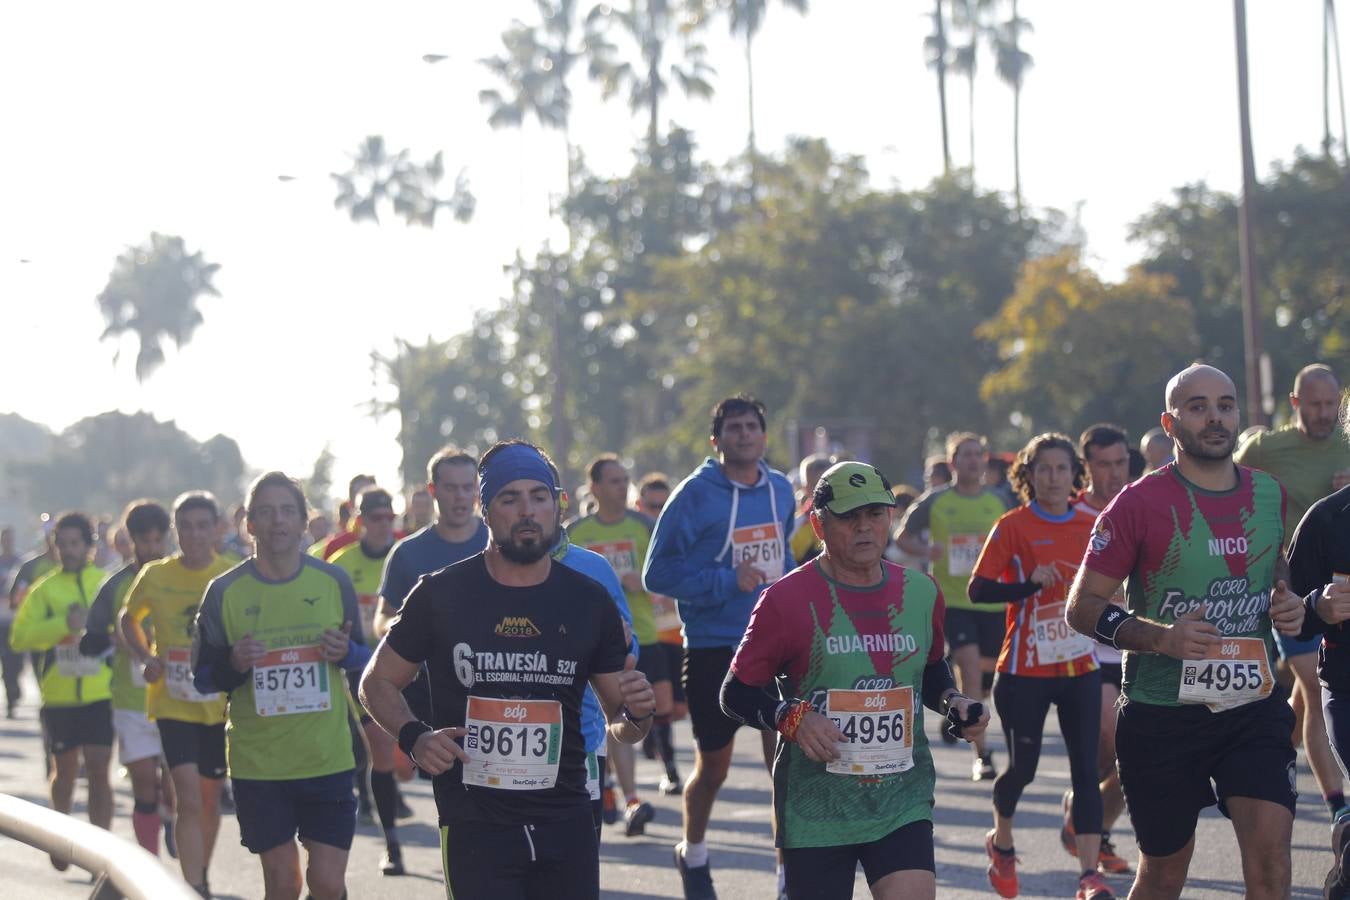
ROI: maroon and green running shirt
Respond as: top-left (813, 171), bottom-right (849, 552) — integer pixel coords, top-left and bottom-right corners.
top-left (730, 560), bottom-right (945, 849)
top-left (1081, 463), bottom-right (1286, 708)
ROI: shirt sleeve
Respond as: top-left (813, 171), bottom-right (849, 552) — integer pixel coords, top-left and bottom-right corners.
top-left (384, 574), bottom-right (435, 665)
top-left (334, 567), bottom-right (372, 672)
top-left (729, 587), bottom-right (792, 687)
top-left (898, 490), bottom-right (936, 537)
top-left (590, 585), bottom-right (629, 676)
top-left (1081, 489), bottom-right (1144, 582)
top-left (123, 566), bottom-right (153, 624)
top-left (378, 545), bottom-right (411, 613)
top-left (10, 580), bottom-right (68, 651)
top-left (80, 572), bottom-right (122, 657)
top-left (193, 578), bottom-right (248, 694)
top-left (1288, 501), bottom-right (1330, 600)
top-left (972, 513), bottom-right (1017, 583)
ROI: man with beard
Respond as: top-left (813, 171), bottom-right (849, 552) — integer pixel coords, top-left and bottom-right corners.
top-left (1236, 364), bottom-right (1350, 824)
top-left (1067, 364), bottom-right (1307, 900)
top-left (361, 440), bottom-right (653, 900)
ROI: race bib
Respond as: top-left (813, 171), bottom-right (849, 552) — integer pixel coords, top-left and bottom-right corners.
top-left (650, 593), bottom-right (683, 633)
top-left (946, 534), bottom-right (984, 577)
top-left (252, 646), bottom-right (330, 717)
top-left (588, 540), bottom-right (637, 579)
top-left (463, 697), bottom-right (562, 790)
top-left (1178, 637), bottom-right (1273, 712)
top-left (732, 523), bottom-right (784, 586)
top-left (585, 750), bottom-right (600, 801)
top-left (54, 637), bottom-right (101, 678)
top-left (129, 658), bottom-right (147, 688)
top-left (1033, 602), bottom-right (1095, 665)
top-left (357, 593), bottom-right (379, 640)
top-left (166, 647), bottom-right (219, 702)
top-left (825, 687), bottom-right (914, 776)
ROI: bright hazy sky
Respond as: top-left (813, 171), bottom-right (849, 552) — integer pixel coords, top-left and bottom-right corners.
top-left (1, 1), bottom-right (1343, 505)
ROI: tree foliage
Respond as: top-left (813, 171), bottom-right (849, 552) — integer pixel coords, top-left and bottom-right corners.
top-left (8, 411), bottom-right (244, 516)
top-left (332, 135), bottom-right (475, 228)
top-left (96, 233), bottom-right (221, 382)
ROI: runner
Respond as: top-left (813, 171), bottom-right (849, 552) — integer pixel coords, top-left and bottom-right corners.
top-left (897, 432), bottom-right (1009, 778)
top-left (1067, 363), bottom-right (1307, 899)
top-left (967, 434), bottom-right (1113, 900)
top-left (1138, 427), bottom-right (1172, 472)
top-left (329, 487), bottom-right (407, 875)
top-left (567, 454), bottom-right (661, 836)
top-left (0, 525), bottom-right (25, 718)
top-left (636, 471), bottom-right (687, 794)
top-left (1235, 363), bottom-right (1350, 823)
top-left (644, 395), bottom-right (796, 899)
top-left (405, 488), bottom-right (434, 532)
top-left (360, 440), bottom-right (654, 899)
top-left (788, 453), bottom-right (835, 565)
top-left (193, 471), bottom-right (371, 900)
top-left (1288, 450), bottom-right (1350, 897)
top-left (720, 461), bottom-right (989, 900)
top-left (10, 511), bottom-right (115, 870)
top-left (1059, 425), bottom-right (1133, 877)
top-left (121, 492), bottom-right (235, 898)
top-left (81, 499), bottom-right (175, 856)
top-left (319, 474), bottom-right (378, 560)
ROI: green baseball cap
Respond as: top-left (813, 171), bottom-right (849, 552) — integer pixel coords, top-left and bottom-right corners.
top-left (815, 462), bottom-right (895, 514)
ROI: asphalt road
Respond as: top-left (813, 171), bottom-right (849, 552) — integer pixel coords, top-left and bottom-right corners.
top-left (0, 668), bottom-right (1332, 898)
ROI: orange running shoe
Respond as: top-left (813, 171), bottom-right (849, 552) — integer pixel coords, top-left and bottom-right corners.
top-left (1096, 833), bottom-right (1130, 875)
top-left (985, 830), bottom-right (1019, 898)
top-left (1076, 871), bottom-right (1115, 900)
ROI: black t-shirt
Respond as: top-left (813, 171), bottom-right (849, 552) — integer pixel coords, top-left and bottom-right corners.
top-left (385, 552), bottom-right (628, 825)
top-left (1290, 484), bottom-right (1350, 691)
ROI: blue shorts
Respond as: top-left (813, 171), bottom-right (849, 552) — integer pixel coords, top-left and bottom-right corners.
top-left (1274, 629), bottom-right (1320, 661)
top-left (233, 769), bottom-right (357, 854)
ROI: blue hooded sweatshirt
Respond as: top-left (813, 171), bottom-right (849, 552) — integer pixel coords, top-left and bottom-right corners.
top-left (643, 457), bottom-right (796, 648)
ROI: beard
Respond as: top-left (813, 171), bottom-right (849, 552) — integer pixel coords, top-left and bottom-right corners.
top-left (1174, 423), bottom-right (1237, 461)
top-left (494, 519), bottom-right (555, 564)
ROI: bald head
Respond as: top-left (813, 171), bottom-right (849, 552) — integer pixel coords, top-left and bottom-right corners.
top-left (1292, 363), bottom-right (1342, 440)
top-left (1165, 364), bottom-right (1237, 411)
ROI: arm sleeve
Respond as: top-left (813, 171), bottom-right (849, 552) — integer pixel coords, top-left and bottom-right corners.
top-left (642, 488), bottom-right (738, 608)
top-left (192, 581), bottom-right (249, 694)
top-left (384, 575), bottom-right (436, 665)
top-left (79, 574), bottom-right (121, 657)
top-left (10, 582), bottom-right (69, 651)
top-left (335, 569), bottom-right (372, 672)
top-left (920, 658), bottom-right (959, 712)
top-left (720, 670), bottom-right (783, 731)
top-left (969, 576), bottom-right (1041, 605)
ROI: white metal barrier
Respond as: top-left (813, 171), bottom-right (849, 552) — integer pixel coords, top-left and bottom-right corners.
top-left (0, 793), bottom-right (198, 900)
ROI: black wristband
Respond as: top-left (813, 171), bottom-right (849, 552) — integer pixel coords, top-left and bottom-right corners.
top-left (620, 705), bottom-right (654, 728)
top-left (398, 720), bottom-right (433, 759)
top-left (1095, 605), bottom-right (1135, 650)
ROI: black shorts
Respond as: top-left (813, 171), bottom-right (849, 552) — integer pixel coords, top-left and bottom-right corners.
top-left (1099, 663), bottom-right (1123, 692)
top-left (441, 812), bottom-right (597, 900)
top-left (157, 718), bottom-right (227, 779)
top-left (42, 700), bottom-right (113, 754)
top-left (684, 646), bottom-right (746, 753)
top-left (233, 769), bottom-right (357, 854)
top-left (944, 607), bottom-right (1004, 658)
top-left (663, 644), bottom-right (686, 703)
top-left (638, 642), bottom-right (670, 685)
top-left (1116, 688), bottom-right (1297, 858)
top-left (782, 819), bottom-right (934, 899)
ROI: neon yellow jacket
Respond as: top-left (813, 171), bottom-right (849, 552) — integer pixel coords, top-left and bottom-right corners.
top-left (11, 565), bottom-right (112, 707)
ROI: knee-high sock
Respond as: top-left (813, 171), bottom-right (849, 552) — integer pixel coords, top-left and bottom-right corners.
top-left (370, 769), bottom-right (399, 847)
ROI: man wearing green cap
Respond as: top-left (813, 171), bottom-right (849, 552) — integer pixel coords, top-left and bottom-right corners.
top-left (721, 461), bottom-right (989, 899)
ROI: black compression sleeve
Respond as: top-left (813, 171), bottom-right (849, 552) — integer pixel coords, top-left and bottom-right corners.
top-left (968, 575), bottom-right (1041, 605)
top-left (921, 658), bottom-right (958, 713)
top-left (719, 670), bottom-right (783, 731)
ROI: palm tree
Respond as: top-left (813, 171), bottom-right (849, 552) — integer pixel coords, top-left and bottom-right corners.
top-left (950, 0), bottom-right (996, 172)
top-left (924, 0), bottom-right (952, 173)
top-left (992, 0), bottom-right (1033, 214)
top-left (96, 233), bottom-right (220, 382)
top-left (588, 0), bottom-right (716, 150)
top-left (331, 135), bottom-right (474, 227)
top-left (479, 0), bottom-right (589, 192)
top-left (721, 0), bottom-right (807, 160)
top-left (1324, 0), bottom-right (1348, 163)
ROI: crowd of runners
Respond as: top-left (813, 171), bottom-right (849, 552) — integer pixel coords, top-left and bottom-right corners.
top-left (1, 360), bottom-right (1349, 899)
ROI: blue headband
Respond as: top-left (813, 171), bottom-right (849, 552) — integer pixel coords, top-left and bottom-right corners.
top-left (479, 445), bottom-right (557, 509)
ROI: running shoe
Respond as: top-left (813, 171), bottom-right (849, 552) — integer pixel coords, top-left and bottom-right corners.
top-left (625, 800), bottom-right (655, 836)
top-left (659, 773), bottom-right (684, 796)
top-left (1076, 871), bottom-right (1115, 900)
top-left (380, 844), bottom-right (405, 877)
top-left (674, 845), bottom-right (717, 900)
top-left (396, 795), bottom-right (414, 819)
top-left (163, 817), bottom-right (178, 859)
top-left (602, 786), bottom-right (619, 825)
top-left (358, 800), bottom-right (376, 827)
top-left (1060, 790), bottom-right (1076, 855)
top-left (219, 781), bottom-right (235, 813)
top-left (973, 753), bottom-right (996, 782)
top-left (1097, 833), bottom-right (1130, 875)
top-left (1326, 813), bottom-right (1350, 900)
top-left (985, 830), bottom-right (1018, 898)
